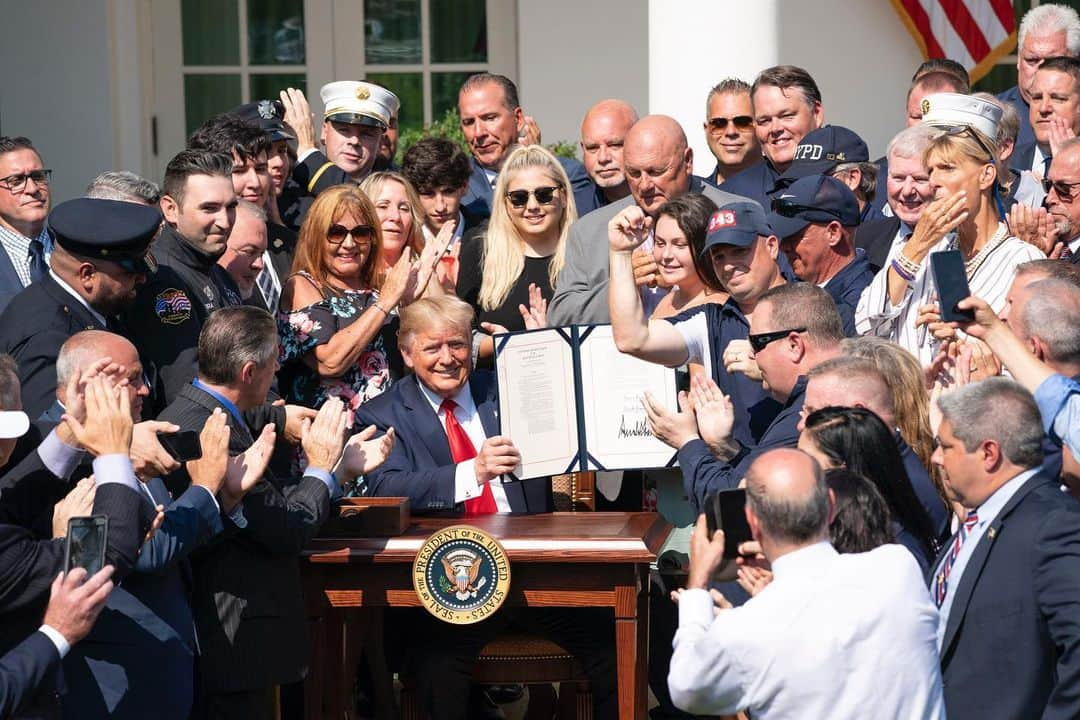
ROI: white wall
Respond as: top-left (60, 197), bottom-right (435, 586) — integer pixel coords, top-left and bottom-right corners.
top-left (0, 0), bottom-right (118, 202)
top-left (517, 0), bottom-right (649, 156)
top-left (648, 0), bottom-right (924, 172)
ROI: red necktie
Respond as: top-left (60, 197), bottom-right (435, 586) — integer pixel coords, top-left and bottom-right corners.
top-left (441, 399), bottom-right (496, 515)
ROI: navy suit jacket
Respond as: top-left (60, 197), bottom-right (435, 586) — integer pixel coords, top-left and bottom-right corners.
top-left (933, 472), bottom-right (1080, 720)
top-left (0, 631), bottom-right (59, 719)
top-left (357, 372), bottom-right (553, 514)
top-left (62, 479), bottom-right (222, 720)
top-left (1011, 140), bottom-right (1038, 176)
top-left (0, 247), bottom-right (26, 316)
top-left (460, 157), bottom-right (599, 220)
top-left (999, 85), bottom-right (1035, 149)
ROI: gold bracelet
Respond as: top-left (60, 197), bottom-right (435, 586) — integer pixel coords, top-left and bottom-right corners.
top-left (372, 302), bottom-right (390, 316)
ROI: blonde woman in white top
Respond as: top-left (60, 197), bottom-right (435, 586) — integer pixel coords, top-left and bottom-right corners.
top-left (856, 126), bottom-right (1043, 365)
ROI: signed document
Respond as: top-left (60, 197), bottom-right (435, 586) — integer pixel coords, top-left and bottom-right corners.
top-left (494, 325), bottom-right (679, 479)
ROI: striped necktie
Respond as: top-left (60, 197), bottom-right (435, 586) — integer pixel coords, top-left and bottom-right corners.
top-left (935, 509), bottom-right (980, 607)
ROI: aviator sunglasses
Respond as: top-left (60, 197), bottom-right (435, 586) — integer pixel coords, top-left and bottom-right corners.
top-left (707, 116), bottom-right (754, 131)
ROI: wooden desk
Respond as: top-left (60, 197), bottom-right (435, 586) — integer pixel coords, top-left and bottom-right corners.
top-left (301, 512), bottom-right (668, 719)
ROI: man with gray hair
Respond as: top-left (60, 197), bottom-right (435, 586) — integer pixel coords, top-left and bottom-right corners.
top-left (999, 3), bottom-right (1080, 148)
top-left (931, 377), bottom-right (1080, 720)
top-left (84, 171), bottom-right (160, 206)
top-left (668, 448), bottom-right (944, 718)
top-left (854, 124), bottom-right (940, 272)
top-left (216, 199), bottom-right (270, 309)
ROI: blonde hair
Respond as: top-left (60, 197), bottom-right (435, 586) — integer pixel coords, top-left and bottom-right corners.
top-left (359, 172), bottom-right (425, 286)
top-left (398, 295), bottom-right (474, 350)
top-left (840, 336), bottom-right (944, 497)
top-left (478, 145), bottom-right (577, 311)
top-left (923, 127), bottom-right (1010, 195)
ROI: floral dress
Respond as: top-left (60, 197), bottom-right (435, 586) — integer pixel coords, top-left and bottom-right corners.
top-left (278, 273), bottom-right (401, 417)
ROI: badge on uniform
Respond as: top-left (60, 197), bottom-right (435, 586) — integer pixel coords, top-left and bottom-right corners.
top-left (413, 525), bottom-right (510, 625)
top-left (155, 288), bottom-right (192, 324)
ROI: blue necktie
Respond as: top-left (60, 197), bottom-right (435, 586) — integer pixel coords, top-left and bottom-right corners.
top-left (27, 239), bottom-right (47, 283)
top-left (1043, 154), bottom-right (1053, 177)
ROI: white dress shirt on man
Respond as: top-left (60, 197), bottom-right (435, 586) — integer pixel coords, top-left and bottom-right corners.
top-left (669, 542), bottom-right (945, 719)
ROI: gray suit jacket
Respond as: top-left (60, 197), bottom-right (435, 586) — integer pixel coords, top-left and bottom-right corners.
top-left (548, 179), bottom-right (749, 326)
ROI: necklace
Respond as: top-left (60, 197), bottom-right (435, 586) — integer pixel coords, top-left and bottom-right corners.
top-left (950, 222), bottom-right (1008, 279)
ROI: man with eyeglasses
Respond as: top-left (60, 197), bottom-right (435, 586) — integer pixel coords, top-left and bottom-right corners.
top-left (702, 79), bottom-right (761, 186)
top-left (0, 197), bottom-right (160, 421)
top-left (766, 174), bottom-right (873, 336)
top-left (1015, 136), bottom-right (1080, 262)
top-left (719, 66), bottom-right (825, 209)
top-left (0, 136), bottom-right (52, 314)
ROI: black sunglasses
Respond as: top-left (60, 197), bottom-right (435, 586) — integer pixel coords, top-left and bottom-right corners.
top-left (506, 186), bottom-right (561, 208)
top-left (708, 116), bottom-right (754, 131)
top-left (748, 327), bottom-right (807, 353)
top-left (770, 196), bottom-right (841, 220)
top-left (942, 125), bottom-right (996, 162)
top-left (327, 224), bottom-right (374, 244)
top-left (1042, 176), bottom-right (1080, 200)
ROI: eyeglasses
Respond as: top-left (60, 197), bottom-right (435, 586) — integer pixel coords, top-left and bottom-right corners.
top-left (747, 327), bottom-right (807, 353)
top-left (505, 186), bottom-right (561, 208)
top-left (1042, 177), bottom-right (1080, 201)
top-left (327, 224), bottom-right (374, 245)
top-left (942, 125), bottom-right (996, 162)
top-left (0, 169), bottom-right (51, 193)
top-left (707, 116), bottom-right (754, 131)
top-left (770, 196), bottom-right (840, 220)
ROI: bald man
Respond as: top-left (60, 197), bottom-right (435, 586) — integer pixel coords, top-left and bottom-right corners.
top-left (579, 99), bottom-right (639, 208)
top-left (550, 115), bottom-right (748, 325)
top-left (668, 448), bottom-right (945, 718)
top-left (802, 356), bottom-right (948, 535)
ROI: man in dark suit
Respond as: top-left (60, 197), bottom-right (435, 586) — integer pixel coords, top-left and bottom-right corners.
top-left (358, 295), bottom-right (614, 719)
top-left (931, 377), bottom-right (1080, 720)
top-left (157, 306), bottom-right (383, 719)
top-left (276, 83), bottom-right (399, 230)
top-left (1, 565), bottom-right (115, 719)
top-left (0, 197), bottom-right (160, 420)
top-left (0, 359), bottom-right (151, 718)
top-left (579, 98), bottom-right (639, 209)
top-left (456, 73), bottom-right (598, 219)
top-left (0, 136), bottom-right (52, 315)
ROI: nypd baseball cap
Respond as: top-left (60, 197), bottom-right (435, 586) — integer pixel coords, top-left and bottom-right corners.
top-left (767, 175), bottom-right (861, 239)
top-left (779, 125), bottom-right (869, 183)
top-left (701, 201), bottom-right (774, 253)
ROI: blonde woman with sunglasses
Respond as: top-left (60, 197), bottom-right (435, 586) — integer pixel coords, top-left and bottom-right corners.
top-left (456, 144), bottom-right (578, 365)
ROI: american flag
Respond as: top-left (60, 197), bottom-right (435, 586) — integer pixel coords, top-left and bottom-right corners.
top-left (892, 0), bottom-right (1017, 83)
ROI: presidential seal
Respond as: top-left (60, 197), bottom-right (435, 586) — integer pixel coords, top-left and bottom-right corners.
top-left (413, 525), bottom-right (511, 624)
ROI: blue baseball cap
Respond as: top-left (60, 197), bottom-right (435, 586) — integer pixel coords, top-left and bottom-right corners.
top-left (779, 125), bottom-right (869, 183)
top-left (701, 201), bottom-right (774, 253)
top-left (766, 175), bottom-right (861, 239)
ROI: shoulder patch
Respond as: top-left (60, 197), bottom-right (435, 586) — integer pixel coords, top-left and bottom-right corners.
top-left (155, 288), bottom-right (192, 324)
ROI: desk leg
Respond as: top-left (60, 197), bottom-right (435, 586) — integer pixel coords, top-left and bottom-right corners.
top-left (305, 614), bottom-right (326, 720)
top-left (615, 572), bottom-right (649, 720)
top-left (325, 611), bottom-right (347, 720)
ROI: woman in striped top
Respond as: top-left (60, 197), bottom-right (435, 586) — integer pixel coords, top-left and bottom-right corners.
top-left (856, 125), bottom-right (1043, 365)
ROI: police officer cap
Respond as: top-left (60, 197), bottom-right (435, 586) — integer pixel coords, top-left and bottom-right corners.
top-left (231, 99), bottom-right (294, 142)
top-left (321, 81), bottom-right (400, 129)
top-left (49, 198), bottom-right (161, 274)
top-left (766, 174), bottom-right (861, 239)
top-left (920, 92), bottom-right (1002, 142)
top-left (702, 201), bottom-right (774, 252)
top-left (779, 125), bottom-right (870, 183)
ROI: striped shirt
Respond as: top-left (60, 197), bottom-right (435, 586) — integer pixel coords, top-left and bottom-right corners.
top-left (855, 223), bottom-right (1044, 365)
top-left (0, 223), bottom-right (50, 287)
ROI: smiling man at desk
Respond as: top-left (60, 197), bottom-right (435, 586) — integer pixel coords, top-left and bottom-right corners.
top-left (358, 294), bottom-right (617, 719)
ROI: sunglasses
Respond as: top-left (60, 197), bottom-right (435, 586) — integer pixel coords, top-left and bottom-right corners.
top-left (747, 327), bottom-right (807, 353)
top-left (770, 196), bottom-right (841, 220)
top-left (1042, 177), bottom-right (1080, 201)
top-left (506, 186), bottom-right (561, 208)
top-left (707, 116), bottom-right (754, 131)
top-left (942, 125), bottom-right (996, 162)
top-left (0, 169), bottom-right (51, 193)
top-left (327, 224), bottom-right (374, 244)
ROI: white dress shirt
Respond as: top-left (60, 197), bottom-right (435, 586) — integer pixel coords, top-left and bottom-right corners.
top-left (415, 379), bottom-right (511, 512)
top-left (669, 542), bottom-right (945, 719)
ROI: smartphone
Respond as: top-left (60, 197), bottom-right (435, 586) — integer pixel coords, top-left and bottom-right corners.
top-left (930, 250), bottom-right (975, 323)
top-left (705, 489), bottom-right (753, 558)
top-left (158, 429), bottom-right (202, 462)
top-left (64, 516), bottom-right (108, 576)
